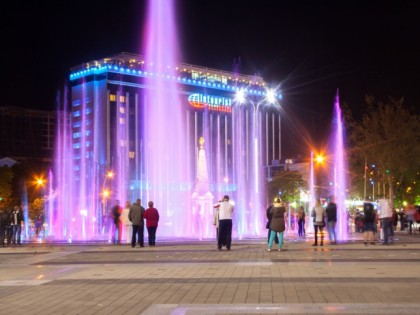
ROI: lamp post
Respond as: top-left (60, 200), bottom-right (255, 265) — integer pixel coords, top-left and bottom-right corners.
top-left (235, 88), bottom-right (279, 235)
top-left (235, 88), bottom-right (278, 192)
top-left (101, 171), bottom-right (114, 236)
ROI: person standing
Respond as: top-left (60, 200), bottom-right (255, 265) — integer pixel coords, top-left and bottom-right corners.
top-left (213, 206), bottom-right (220, 246)
top-left (378, 197), bottom-right (393, 245)
top-left (121, 201), bottom-right (132, 244)
top-left (297, 206), bottom-right (306, 237)
top-left (111, 200), bottom-right (122, 244)
top-left (0, 207), bottom-right (8, 247)
top-left (11, 205), bottom-right (23, 246)
top-left (362, 202), bottom-right (376, 246)
top-left (144, 201), bottom-right (160, 246)
top-left (325, 198), bottom-right (337, 245)
top-left (266, 198), bottom-right (286, 252)
top-left (266, 203), bottom-right (278, 244)
top-left (311, 200), bottom-right (325, 246)
top-left (128, 199), bottom-right (145, 248)
top-left (214, 195), bottom-right (234, 251)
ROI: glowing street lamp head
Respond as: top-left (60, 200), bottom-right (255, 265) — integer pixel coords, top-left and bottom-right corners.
top-left (35, 177), bottom-right (45, 187)
top-left (315, 154), bottom-right (325, 164)
top-left (102, 189), bottom-right (110, 198)
top-left (106, 171), bottom-right (114, 178)
top-left (235, 89), bottom-right (246, 104)
top-left (266, 89), bottom-right (276, 104)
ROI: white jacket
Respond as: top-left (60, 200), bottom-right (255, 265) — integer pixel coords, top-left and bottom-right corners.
top-left (377, 198), bottom-right (392, 219)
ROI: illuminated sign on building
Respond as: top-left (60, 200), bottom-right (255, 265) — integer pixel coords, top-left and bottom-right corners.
top-left (188, 93), bottom-right (232, 113)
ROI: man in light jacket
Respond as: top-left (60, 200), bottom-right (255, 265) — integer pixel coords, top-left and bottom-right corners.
top-left (213, 195), bottom-right (234, 251)
top-left (128, 199), bottom-right (145, 248)
top-left (377, 197), bottom-right (393, 245)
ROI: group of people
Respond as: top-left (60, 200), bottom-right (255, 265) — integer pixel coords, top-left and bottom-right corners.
top-left (0, 206), bottom-right (24, 246)
top-left (110, 199), bottom-right (160, 248)
top-left (264, 197), bottom-right (339, 249)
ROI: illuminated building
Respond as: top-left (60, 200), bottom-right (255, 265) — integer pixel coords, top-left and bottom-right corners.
top-left (57, 52), bottom-right (283, 239)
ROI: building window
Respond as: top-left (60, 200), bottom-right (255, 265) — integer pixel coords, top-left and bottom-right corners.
top-left (129, 151), bottom-right (135, 158)
top-left (73, 111), bottom-right (80, 117)
top-left (110, 94), bottom-right (116, 101)
top-left (119, 118), bottom-right (125, 124)
top-left (73, 132), bottom-right (81, 138)
top-left (119, 95), bottom-right (125, 103)
top-left (73, 143), bottom-right (81, 149)
top-left (119, 106), bottom-right (125, 113)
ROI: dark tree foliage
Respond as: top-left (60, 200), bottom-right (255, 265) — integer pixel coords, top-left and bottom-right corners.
top-left (345, 96), bottom-right (420, 205)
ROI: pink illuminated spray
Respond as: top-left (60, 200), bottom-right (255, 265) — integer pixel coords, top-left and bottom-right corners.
top-left (142, 0), bottom-right (189, 236)
top-left (331, 90), bottom-right (347, 240)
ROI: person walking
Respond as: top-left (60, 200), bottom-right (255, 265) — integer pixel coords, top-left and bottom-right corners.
top-left (362, 202), bottom-right (376, 246)
top-left (128, 199), bottom-right (145, 248)
top-left (325, 198), bottom-right (337, 245)
top-left (378, 196), bottom-right (393, 245)
top-left (11, 206), bottom-right (23, 246)
top-left (121, 201), bottom-right (132, 244)
top-left (213, 195), bottom-right (234, 251)
top-left (266, 198), bottom-right (286, 252)
top-left (111, 200), bottom-right (122, 244)
top-left (311, 199), bottom-right (325, 246)
top-left (297, 206), bottom-right (306, 237)
top-left (144, 201), bottom-right (160, 246)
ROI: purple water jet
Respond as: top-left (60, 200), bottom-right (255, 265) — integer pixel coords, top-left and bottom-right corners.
top-left (331, 90), bottom-right (347, 240)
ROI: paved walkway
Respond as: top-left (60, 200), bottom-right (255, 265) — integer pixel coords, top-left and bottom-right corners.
top-left (1, 232), bottom-right (420, 314)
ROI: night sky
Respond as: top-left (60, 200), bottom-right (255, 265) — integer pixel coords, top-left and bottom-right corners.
top-left (2, 0), bottom-right (419, 157)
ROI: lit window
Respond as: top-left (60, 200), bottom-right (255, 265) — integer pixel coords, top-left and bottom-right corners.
top-left (85, 108), bottom-right (92, 114)
top-left (73, 143), bottom-right (81, 149)
top-left (129, 151), bottom-right (135, 158)
top-left (73, 132), bottom-right (81, 138)
top-left (119, 118), bottom-right (125, 124)
top-left (119, 106), bottom-right (125, 113)
top-left (110, 94), bottom-right (116, 101)
top-left (73, 122), bottom-right (81, 128)
top-left (73, 111), bottom-right (80, 117)
top-left (119, 95), bottom-right (125, 103)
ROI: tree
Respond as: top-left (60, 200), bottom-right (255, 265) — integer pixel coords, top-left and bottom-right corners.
top-left (0, 166), bottom-right (14, 208)
top-left (345, 96), bottom-right (420, 205)
top-left (267, 170), bottom-right (307, 204)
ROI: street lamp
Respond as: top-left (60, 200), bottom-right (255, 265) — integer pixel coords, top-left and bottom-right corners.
top-left (235, 88), bottom-right (280, 193)
top-left (101, 170), bottom-right (114, 236)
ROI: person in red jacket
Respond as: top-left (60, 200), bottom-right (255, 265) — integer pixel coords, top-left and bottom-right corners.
top-left (144, 201), bottom-right (160, 246)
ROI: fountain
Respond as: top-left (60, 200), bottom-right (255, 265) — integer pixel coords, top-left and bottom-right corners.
top-left (51, 0), bottom-right (281, 241)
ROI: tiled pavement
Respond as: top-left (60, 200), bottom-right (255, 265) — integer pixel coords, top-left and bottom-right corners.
top-left (1, 232), bottom-right (420, 314)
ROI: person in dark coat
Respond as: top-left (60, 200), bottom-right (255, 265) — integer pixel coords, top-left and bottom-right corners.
top-left (128, 199), bottom-right (145, 248)
top-left (266, 198), bottom-right (286, 252)
top-left (266, 204), bottom-right (278, 244)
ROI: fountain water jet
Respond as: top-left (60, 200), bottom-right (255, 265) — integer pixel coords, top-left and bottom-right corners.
top-left (331, 90), bottom-right (347, 240)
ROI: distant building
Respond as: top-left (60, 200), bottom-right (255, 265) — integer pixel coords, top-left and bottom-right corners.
top-left (0, 106), bottom-right (57, 167)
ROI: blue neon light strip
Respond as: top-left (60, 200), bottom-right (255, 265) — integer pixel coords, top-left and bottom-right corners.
top-left (69, 66), bottom-right (282, 99)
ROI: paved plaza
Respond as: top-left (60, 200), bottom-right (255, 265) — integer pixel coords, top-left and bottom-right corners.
top-left (1, 232), bottom-right (420, 315)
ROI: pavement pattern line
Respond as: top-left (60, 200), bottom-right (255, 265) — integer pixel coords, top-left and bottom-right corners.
top-left (43, 277), bottom-right (420, 285)
top-left (142, 303), bottom-right (420, 314)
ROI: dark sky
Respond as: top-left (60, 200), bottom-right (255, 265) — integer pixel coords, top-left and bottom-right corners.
top-left (2, 0), bottom-right (419, 157)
